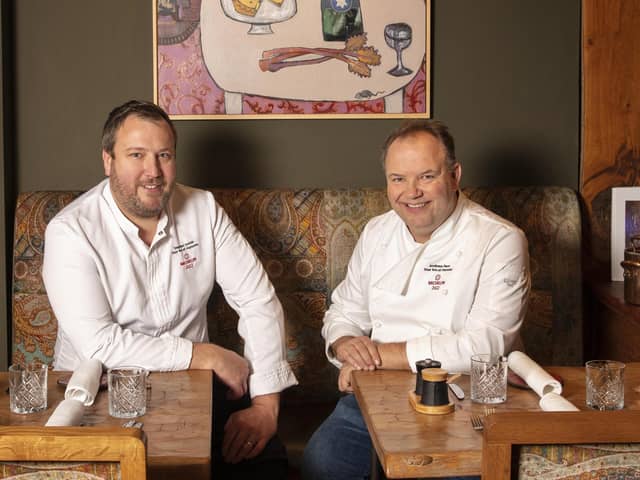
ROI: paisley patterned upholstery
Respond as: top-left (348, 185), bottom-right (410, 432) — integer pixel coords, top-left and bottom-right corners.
top-left (11, 186), bottom-right (583, 469)
top-left (208, 189), bottom-right (392, 404)
top-left (518, 443), bottom-right (640, 479)
top-left (12, 192), bottom-right (83, 366)
top-left (484, 411), bottom-right (640, 479)
top-left (0, 461), bottom-right (120, 479)
top-left (11, 187), bottom-right (583, 395)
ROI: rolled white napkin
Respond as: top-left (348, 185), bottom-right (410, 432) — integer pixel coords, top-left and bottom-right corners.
top-left (45, 399), bottom-right (85, 426)
top-left (539, 392), bottom-right (579, 411)
top-left (507, 351), bottom-right (562, 398)
top-left (65, 358), bottom-right (102, 406)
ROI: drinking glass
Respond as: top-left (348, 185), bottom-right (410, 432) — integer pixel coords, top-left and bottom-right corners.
top-left (470, 354), bottom-right (508, 404)
top-left (108, 367), bottom-right (147, 418)
top-left (585, 360), bottom-right (625, 410)
top-left (9, 363), bottom-right (48, 414)
top-left (384, 23), bottom-right (413, 76)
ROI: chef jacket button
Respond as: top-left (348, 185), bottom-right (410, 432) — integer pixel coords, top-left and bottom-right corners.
top-left (442, 289), bottom-right (448, 295)
top-left (374, 322), bottom-right (382, 328)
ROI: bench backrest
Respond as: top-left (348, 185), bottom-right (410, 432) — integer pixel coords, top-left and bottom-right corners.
top-left (12, 187), bottom-right (583, 404)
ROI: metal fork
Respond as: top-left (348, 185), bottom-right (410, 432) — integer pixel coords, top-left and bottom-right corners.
top-left (121, 419), bottom-right (144, 429)
top-left (470, 407), bottom-right (496, 431)
top-left (470, 414), bottom-right (484, 431)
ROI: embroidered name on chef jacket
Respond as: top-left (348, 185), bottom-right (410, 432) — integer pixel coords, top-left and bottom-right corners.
top-left (424, 264), bottom-right (453, 290)
top-left (172, 240), bottom-right (200, 270)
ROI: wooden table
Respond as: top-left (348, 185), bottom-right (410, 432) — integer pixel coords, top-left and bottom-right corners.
top-left (352, 363), bottom-right (640, 478)
top-left (0, 370), bottom-right (213, 480)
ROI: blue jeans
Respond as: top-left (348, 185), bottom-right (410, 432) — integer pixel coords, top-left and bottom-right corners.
top-left (302, 394), bottom-right (478, 480)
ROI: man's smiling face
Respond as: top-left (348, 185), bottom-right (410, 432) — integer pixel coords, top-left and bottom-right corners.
top-left (102, 115), bottom-right (176, 226)
top-left (384, 131), bottom-right (461, 243)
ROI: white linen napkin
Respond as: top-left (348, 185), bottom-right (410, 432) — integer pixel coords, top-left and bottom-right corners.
top-left (65, 358), bottom-right (102, 406)
top-left (45, 399), bottom-right (85, 426)
top-left (507, 351), bottom-right (563, 397)
top-left (539, 392), bottom-right (579, 411)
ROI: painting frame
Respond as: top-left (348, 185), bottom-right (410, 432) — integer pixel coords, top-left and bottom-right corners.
top-left (611, 187), bottom-right (640, 281)
top-left (153, 0), bottom-right (431, 120)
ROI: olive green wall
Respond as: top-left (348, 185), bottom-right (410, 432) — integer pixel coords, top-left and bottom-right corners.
top-left (12, 0), bottom-right (580, 192)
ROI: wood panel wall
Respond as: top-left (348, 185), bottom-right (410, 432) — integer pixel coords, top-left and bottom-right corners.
top-left (581, 0), bottom-right (640, 273)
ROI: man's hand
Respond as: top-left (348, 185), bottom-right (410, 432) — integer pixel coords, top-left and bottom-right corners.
top-left (222, 393), bottom-right (279, 464)
top-left (332, 335), bottom-right (381, 370)
top-left (338, 364), bottom-right (356, 392)
top-left (189, 343), bottom-right (249, 399)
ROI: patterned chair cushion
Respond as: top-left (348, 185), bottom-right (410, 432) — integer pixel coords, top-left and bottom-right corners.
top-left (12, 192), bottom-right (82, 366)
top-left (0, 461), bottom-right (120, 479)
top-left (518, 443), bottom-right (640, 479)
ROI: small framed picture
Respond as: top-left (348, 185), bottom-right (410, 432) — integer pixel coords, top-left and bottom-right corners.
top-left (611, 187), bottom-right (640, 281)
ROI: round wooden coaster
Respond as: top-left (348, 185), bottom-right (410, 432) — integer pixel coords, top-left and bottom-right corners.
top-left (408, 391), bottom-right (455, 415)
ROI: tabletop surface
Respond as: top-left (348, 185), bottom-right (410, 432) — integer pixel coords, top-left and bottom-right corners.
top-left (0, 370), bottom-right (213, 478)
top-left (352, 363), bottom-right (640, 478)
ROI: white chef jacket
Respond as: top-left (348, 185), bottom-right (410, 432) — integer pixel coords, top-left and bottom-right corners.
top-left (42, 179), bottom-right (297, 397)
top-left (323, 192), bottom-right (530, 374)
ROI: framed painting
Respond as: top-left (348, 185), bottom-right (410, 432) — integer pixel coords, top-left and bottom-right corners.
top-left (153, 0), bottom-right (431, 119)
top-left (611, 187), bottom-right (640, 281)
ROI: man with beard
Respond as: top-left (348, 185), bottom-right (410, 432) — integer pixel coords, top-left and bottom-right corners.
top-left (42, 100), bottom-right (297, 479)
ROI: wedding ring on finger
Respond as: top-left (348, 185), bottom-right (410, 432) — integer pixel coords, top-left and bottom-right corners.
top-left (246, 440), bottom-right (254, 448)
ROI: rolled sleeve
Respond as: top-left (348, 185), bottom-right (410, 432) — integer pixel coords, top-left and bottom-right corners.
top-left (249, 360), bottom-right (299, 397)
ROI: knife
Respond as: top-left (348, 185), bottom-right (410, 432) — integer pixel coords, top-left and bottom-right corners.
top-left (448, 382), bottom-right (465, 400)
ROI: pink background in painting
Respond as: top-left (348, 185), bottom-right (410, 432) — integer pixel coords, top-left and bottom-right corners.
top-left (157, 26), bottom-right (427, 117)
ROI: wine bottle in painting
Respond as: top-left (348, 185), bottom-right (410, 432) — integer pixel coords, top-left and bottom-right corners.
top-left (321, 0), bottom-right (364, 42)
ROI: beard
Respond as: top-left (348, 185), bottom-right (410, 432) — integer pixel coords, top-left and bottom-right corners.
top-left (109, 168), bottom-right (173, 220)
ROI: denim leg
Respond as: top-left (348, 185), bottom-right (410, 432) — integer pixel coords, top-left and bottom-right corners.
top-left (302, 394), bottom-right (373, 480)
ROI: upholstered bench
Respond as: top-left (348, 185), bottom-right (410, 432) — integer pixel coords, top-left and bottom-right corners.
top-left (11, 186), bottom-right (584, 473)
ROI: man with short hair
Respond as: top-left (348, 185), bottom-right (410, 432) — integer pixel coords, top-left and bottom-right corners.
top-left (302, 120), bottom-right (530, 480)
top-left (42, 100), bottom-right (297, 478)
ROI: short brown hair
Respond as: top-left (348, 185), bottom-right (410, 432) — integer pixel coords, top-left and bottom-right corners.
top-left (381, 119), bottom-right (456, 170)
top-left (101, 100), bottom-right (176, 157)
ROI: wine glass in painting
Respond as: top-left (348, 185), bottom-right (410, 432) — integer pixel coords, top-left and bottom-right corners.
top-left (384, 22), bottom-right (413, 76)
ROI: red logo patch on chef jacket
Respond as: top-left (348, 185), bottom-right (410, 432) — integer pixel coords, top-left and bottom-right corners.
top-left (180, 251), bottom-right (197, 270)
top-left (424, 264), bottom-right (451, 290)
top-left (428, 273), bottom-right (446, 290)
top-left (172, 240), bottom-right (199, 271)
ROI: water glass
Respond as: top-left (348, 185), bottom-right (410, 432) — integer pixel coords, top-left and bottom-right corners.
top-left (9, 363), bottom-right (48, 414)
top-left (470, 354), bottom-right (508, 404)
top-left (108, 367), bottom-right (147, 418)
top-left (585, 360), bottom-right (625, 410)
